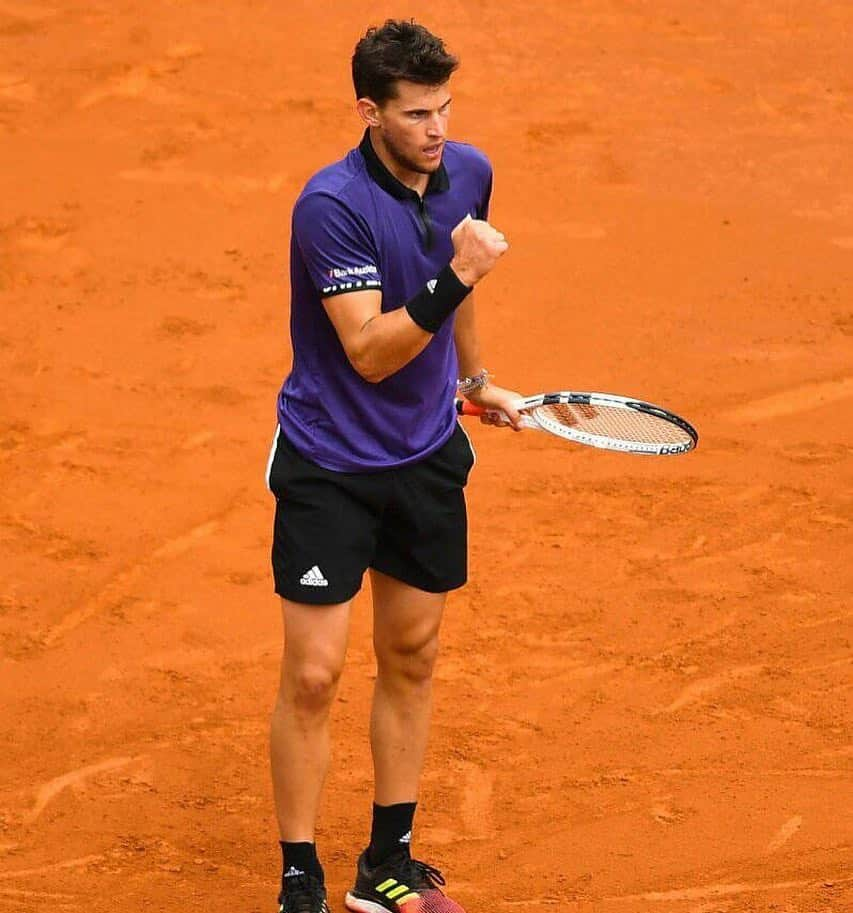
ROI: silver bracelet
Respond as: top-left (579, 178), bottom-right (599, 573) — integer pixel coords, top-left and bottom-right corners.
top-left (457, 368), bottom-right (491, 396)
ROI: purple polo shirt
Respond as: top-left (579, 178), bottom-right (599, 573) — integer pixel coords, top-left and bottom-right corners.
top-left (276, 130), bottom-right (492, 472)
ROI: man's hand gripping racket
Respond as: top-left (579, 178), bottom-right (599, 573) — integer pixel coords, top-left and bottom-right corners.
top-left (457, 390), bottom-right (699, 455)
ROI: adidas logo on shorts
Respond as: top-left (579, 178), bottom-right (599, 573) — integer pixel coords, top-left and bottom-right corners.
top-left (300, 565), bottom-right (329, 587)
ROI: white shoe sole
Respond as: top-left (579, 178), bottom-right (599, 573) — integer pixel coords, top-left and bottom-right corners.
top-left (344, 894), bottom-right (391, 913)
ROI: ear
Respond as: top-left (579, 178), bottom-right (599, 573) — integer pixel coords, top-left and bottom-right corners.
top-left (356, 97), bottom-right (381, 127)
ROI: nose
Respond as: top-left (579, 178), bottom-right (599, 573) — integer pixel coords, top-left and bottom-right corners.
top-left (426, 112), bottom-right (445, 138)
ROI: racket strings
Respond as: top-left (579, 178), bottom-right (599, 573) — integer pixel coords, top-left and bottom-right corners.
top-left (538, 403), bottom-right (692, 445)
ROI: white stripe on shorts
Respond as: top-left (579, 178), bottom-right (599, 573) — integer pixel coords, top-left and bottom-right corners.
top-left (264, 425), bottom-right (281, 492)
top-left (456, 418), bottom-right (476, 469)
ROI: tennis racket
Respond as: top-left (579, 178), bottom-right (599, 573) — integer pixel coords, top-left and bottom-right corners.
top-left (456, 391), bottom-right (698, 455)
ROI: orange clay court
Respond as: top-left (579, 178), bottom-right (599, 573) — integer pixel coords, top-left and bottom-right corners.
top-left (0, 2), bottom-right (851, 912)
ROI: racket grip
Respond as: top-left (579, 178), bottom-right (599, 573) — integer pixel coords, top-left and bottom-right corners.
top-left (455, 399), bottom-right (485, 416)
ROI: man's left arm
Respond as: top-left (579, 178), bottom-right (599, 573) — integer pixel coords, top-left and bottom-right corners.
top-left (453, 295), bottom-right (523, 430)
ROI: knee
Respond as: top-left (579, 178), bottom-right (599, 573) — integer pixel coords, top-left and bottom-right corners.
top-left (377, 634), bottom-right (439, 687)
top-left (282, 661), bottom-right (342, 715)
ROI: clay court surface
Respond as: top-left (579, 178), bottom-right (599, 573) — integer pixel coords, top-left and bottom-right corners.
top-left (1, 1), bottom-right (852, 911)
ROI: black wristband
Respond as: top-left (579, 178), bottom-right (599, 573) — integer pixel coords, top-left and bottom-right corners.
top-left (404, 264), bottom-right (472, 334)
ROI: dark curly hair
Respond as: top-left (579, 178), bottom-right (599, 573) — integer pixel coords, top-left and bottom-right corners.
top-left (352, 19), bottom-right (459, 105)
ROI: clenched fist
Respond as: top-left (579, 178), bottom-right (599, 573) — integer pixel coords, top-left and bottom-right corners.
top-left (450, 214), bottom-right (508, 287)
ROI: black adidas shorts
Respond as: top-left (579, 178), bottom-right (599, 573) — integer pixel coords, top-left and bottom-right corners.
top-left (267, 424), bottom-right (475, 605)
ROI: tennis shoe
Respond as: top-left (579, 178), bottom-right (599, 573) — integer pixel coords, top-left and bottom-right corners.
top-left (278, 870), bottom-right (330, 913)
top-left (345, 850), bottom-right (465, 913)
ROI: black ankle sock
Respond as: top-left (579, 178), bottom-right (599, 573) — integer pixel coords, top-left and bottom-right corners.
top-left (367, 801), bottom-right (416, 867)
top-left (280, 841), bottom-right (323, 883)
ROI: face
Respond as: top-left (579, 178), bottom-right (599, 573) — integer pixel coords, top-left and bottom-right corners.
top-left (369, 80), bottom-right (452, 176)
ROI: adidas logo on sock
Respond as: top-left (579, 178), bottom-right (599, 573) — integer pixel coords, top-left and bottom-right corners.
top-left (300, 565), bottom-right (329, 587)
top-left (284, 866), bottom-right (305, 879)
top-left (399, 830), bottom-right (411, 845)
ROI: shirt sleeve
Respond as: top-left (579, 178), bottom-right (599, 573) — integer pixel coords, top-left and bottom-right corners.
top-left (292, 191), bottom-right (382, 298)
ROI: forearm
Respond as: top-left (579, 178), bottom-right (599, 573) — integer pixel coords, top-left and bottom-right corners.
top-left (349, 307), bottom-right (432, 383)
top-left (453, 294), bottom-right (484, 381)
top-left (453, 294), bottom-right (522, 423)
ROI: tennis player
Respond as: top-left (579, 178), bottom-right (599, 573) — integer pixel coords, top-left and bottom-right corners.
top-left (267, 19), bottom-right (521, 913)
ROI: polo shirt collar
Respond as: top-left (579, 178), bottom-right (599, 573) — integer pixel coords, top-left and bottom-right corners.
top-left (359, 129), bottom-right (450, 200)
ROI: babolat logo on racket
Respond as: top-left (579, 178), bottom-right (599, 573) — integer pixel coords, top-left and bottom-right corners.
top-left (658, 442), bottom-right (693, 455)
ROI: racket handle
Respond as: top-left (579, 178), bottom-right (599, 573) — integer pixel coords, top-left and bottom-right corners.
top-left (455, 399), bottom-right (485, 416)
top-left (455, 398), bottom-right (522, 427)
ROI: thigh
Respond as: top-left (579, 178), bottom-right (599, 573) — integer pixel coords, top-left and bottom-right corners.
top-left (279, 596), bottom-right (352, 686)
top-left (269, 430), bottom-right (386, 604)
top-left (370, 568), bottom-right (446, 659)
top-left (372, 424), bottom-right (475, 594)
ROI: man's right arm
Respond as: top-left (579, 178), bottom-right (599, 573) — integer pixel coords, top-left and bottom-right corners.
top-left (323, 289), bottom-right (430, 384)
top-left (321, 215), bottom-right (508, 384)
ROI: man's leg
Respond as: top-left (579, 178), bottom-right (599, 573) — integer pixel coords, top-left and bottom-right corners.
top-left (345, 426), bottom-right (472, 913)
top-left (270, 596), bottom-right (351, 846)
top-left (370, 569), bottom-right (445, 804)
top-left (345, 571), bottom-right (468, 913)
top-left (368, 569), bottom-right (445, 860)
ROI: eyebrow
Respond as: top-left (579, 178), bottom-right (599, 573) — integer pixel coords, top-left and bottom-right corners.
top-left (402, 97), bottom-right (452, 115)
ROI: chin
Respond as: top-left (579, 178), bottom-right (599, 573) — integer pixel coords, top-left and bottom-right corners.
top-left (401, 159), bottom-right (438, 176)
top-left (417, 152), bottom-right (444, 173)
top-left (386, 139), bottom-right (441, 176)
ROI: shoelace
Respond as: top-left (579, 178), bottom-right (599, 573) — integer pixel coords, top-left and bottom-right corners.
top-left (280, 873), bottom-right (327, 913)
top-left (398, 858), bottom-right (446, 891)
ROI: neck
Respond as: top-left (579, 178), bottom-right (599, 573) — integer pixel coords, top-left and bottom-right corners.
top-left (369, 128), bottom-right (429, 196)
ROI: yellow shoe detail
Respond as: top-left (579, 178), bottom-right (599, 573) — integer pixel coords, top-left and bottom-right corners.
top-left (377, 879), bottom-right (398, 893)
top-left (386, 885), bottom-right (410, 900)
top-left (397, 894), bottom-right (420, 906)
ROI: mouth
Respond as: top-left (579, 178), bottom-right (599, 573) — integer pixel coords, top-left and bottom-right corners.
top-left (423, 142), bottom-right (444, 158)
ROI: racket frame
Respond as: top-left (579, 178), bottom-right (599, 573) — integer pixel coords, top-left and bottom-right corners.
top-left (457, 391), bottom-right (699, 455)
